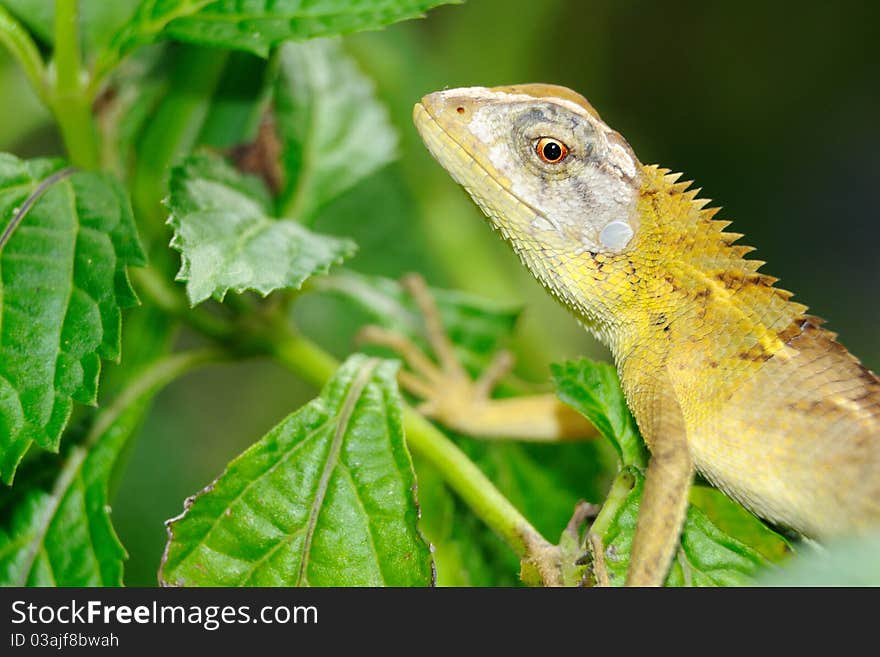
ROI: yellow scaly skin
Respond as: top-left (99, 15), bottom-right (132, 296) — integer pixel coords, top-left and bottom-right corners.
top-left (412, 84), bottom-right (880, 586)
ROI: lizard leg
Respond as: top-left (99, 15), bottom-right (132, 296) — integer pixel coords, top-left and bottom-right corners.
top-left (625, 397), bottom-right (694, 586)
top-left (357, 274), bottom-right (597, 442)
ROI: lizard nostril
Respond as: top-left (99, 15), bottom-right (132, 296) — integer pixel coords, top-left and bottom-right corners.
top-left (456, 106), bottom-right (466, 114)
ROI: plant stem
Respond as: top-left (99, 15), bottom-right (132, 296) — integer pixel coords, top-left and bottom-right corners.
top-left (402, 406), bottom-right (541, 559)
top-left (51, 0), bottom-right (99, 169)
top-left (0, 6), bottom-right (49, 105)
top-left (131, 266), bottom-right (236, 343)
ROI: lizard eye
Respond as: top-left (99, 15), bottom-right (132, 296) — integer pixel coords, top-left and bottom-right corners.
top-left (535, 137), bottom-right (569, 164)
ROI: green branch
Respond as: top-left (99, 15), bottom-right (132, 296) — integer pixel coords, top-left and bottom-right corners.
top-left (50, 0), bottom-right (99, 169)
top-left (131, 266), bottom-right (236, 344)
top-left (0, 5), bottom-right (49, 105)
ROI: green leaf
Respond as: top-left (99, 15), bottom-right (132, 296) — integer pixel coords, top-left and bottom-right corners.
top-left (160, 354), bottom-right (433, 586)
top-left (551, 358), bottom-right (647, 468)
top-left (97, 0), bottom-right (460, 76)
top-left (553, 358), bottom-right (791, 586)
top-left (0, 350), bottom-right (204, 585)
top-left (313, 269), bottom-right (521, 375)
top-left (276, 38), bottom-right (397, 223)
top-left (167, 152), bottom-right (355, 305)
top-left (689, 485), bottom-right (791, 563)
top-left (0, 154), bottom-right (144, 483)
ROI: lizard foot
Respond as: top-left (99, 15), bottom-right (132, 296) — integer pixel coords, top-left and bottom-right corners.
top-left (357, 273), bottom-right (515, 434)
top-left (560, 501), bottom-right (603, 586)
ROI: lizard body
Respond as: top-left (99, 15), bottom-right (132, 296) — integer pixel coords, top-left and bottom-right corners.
top-left (412, 84), bottom-right (880, 585)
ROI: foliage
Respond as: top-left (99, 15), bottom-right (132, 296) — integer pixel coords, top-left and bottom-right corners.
top-left (0, 0), bottom-right (868, 588)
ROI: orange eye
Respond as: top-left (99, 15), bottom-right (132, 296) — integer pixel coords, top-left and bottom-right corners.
top-left (536, 137), bottom-right (569, 164)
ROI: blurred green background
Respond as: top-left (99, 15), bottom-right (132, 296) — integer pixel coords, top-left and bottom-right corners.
top-left (1, 0), bottom-right (877, 585)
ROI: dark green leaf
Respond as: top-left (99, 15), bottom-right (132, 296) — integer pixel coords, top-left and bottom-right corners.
top-left (313, 269), bottom-right (521, 375)
top-left (97, 0), bottom-right (461, 76)
top-left (0, 154), bottom-right (144, 483)
top-left (417, 438), bottom-right (612, 587)
top-left (276, 38), bottom-right (396, 223)
top-left (0, 351), bottom-right (202, 585)
top-left (167, 152), bottom-right (355, 304)
top-left (163, 0), bottom-right (461, 56)
top-left (551, 358), bottom-right (647, 468)
top-left (689, 485), bottom-right (791, 563)
top-left (160, 355), bottom-right (433, 586)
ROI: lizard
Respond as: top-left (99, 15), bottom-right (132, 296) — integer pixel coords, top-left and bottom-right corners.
top-left (378, 83), bottom-right (880, 586)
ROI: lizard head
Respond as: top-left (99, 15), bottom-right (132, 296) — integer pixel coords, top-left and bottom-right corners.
top-left (413, 84), bottom-right (643, 258)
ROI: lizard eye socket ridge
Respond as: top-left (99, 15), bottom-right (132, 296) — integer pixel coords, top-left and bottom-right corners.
top-left (535, 137), bottom-right (569, 164)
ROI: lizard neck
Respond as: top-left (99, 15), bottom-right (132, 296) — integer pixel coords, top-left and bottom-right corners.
top-left (537, 164), bottom-right (812, 387)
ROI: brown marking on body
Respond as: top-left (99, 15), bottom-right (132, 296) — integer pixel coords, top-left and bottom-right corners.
top-left (663, 273), bottom-right (681, 292)
top-left (714, 270), bottom-right (779, 290)
top-left (492, 83), bottom-right (603, 120)
top-left (737, 344), bottom-right (773, 363)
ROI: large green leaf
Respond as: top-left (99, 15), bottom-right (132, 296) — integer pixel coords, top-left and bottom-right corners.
top-left (0, 351), bottom-right (203, 585)
top-left (0, 154), bottom-right (144, 483)
top-left (160, 354), bottom-right (433, 586)
top-left (552, 358), bottom-right (790, 586)
top-left (275, 38), bottom-right (397, 223)
top-left (313, 269), bottom-right (521, 376)
top-left (96, 0), bottom-right (461, 77)
top-left (167, 152), bottom-right (355, 304)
